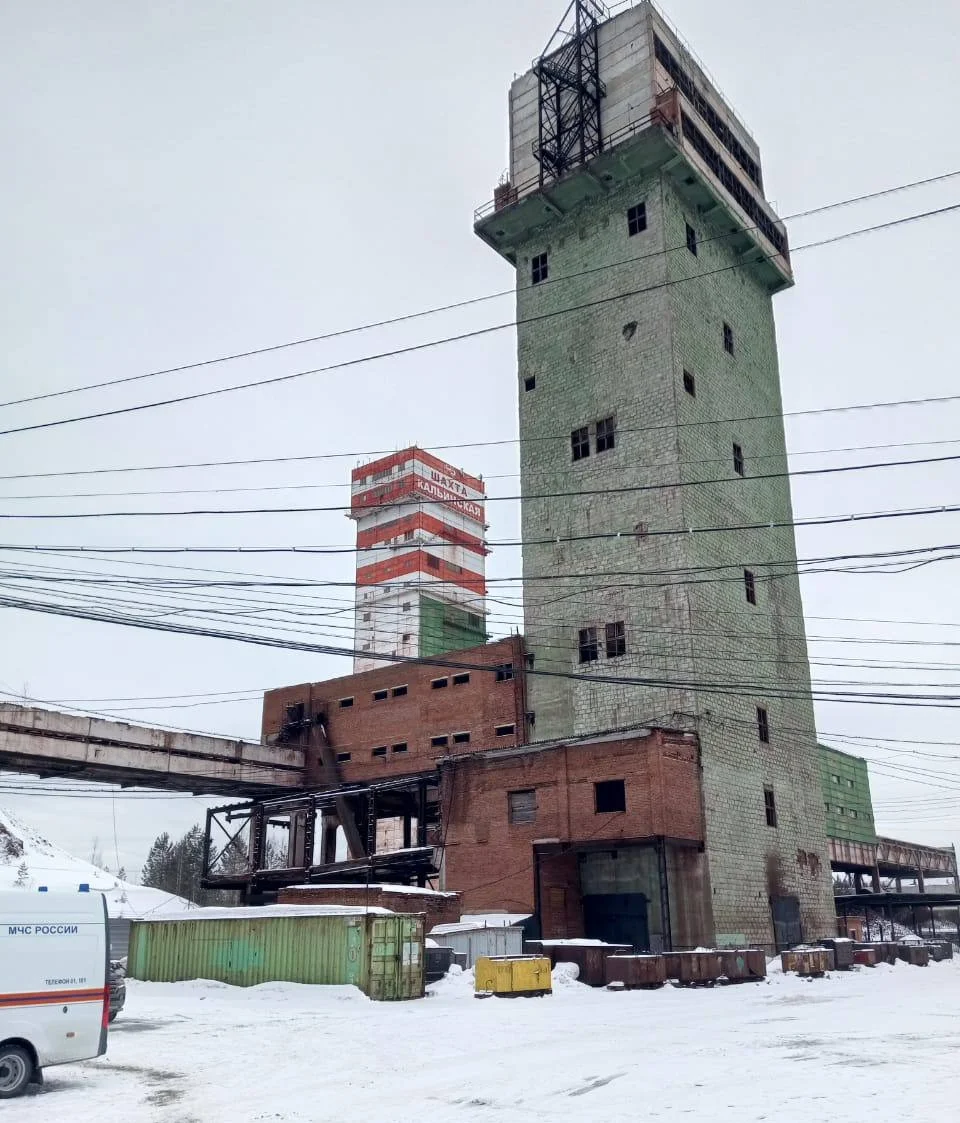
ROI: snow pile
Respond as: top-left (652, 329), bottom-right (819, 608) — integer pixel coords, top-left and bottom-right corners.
top-left (0, 806), bottom-right (194, 919)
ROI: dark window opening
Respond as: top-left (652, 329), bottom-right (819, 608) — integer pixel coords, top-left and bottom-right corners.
top-left (402, 602), bottom-right (411, 612)
top-left (372, 689), bottom-right (388, 702)
top-left (683, 370), bottom-right (696, 397)
top-left (372, 746), bottom-right (388, 759)
top-left (431, 677), bottom-right (449, 690)
top-left (744, 569), bottom-right (757, 605)
top-left (452, 731), bottom-right (471, 744)
top-left (336, 752), bottom-right (352, 763)
top-left (430, 735), bottom-right (449, 748)
top-left (764, 785), bottom-right (778, 828)
top-left (401, 633), bottom-right (411, 643)
top-left (524, 376), bottom-right (536, 392)
top-left (723, 322), bottom-right (735, 355)
top-left (595, 416), bottom-right (616, 453)
top-left (733, 442), bottom-right (745, 477)
top-left (685, 222), bottom-right (697, 255)
top-left (362, 612), bottom-right (371, 622)
top-left (495, 723), bottom-right (516, 737)
top-left (495, 663), bottom-right (514, 682)
top-left (595, 779), bottom-right (626, 814)
top-left (627, 202), bottom-right (647, 236)
top-left (285, 702), bottom-right (305, 727)
top-left (452, 673), bottom-right (471, 686)
top-left (392, 685), bottom-right (408, 698)
top-left (403, 530), bottom-right (415, 541)
top-left (508, 789), bottom-right (537, 825)
top-left (532, 252), bottom-right (548, 284)
top-left (605, 620), bottom-right (626, 658)
top-left (338, 697), bottom-right (354, 709)
top-left (425, 554), bottom-right (441, 570)
top-left (578, 626), bottom-right (599, 664)
top-left (571, 425), bottom-right (590, 461)
top-left (392, 742), bottom-right (408, 754)
top-left (757, 705), bottom-right (770, 743)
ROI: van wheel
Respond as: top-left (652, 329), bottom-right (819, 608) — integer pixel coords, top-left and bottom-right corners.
top-left (0, 1046), bottom-right (33, 1099)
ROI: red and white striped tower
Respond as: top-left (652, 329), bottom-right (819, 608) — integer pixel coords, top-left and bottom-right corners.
top-left (349, 448), bottom-right (488, 672)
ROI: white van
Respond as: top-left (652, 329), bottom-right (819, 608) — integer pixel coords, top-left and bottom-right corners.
top-left (0, 890), bottom-right (109, 1098)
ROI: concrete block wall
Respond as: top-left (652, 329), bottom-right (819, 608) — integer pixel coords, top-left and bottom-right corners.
top-left (511, 165), bottom-right (835, 947)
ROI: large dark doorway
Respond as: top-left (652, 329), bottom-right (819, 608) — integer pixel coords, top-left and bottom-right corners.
top-left (582, 892), bottom-right (649, 948)
top-left (770, 895), bottom-right (802, 950)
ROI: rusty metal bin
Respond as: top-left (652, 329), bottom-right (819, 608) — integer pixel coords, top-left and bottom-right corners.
top-left (925, 941), bottom-right (951, 963)
top-left (864, 942), bottom-right (899, 965)
top-left (781, 948), bottom-right (832, 977)
top-left (897, 943), bottom-right (930, 967)
top-left (718, 948), bottom-right (766, 982)
top-left (672, 951), bottom-right (722, 985)
top-left (530, 942), bottom-right (632, 987)
top-left (605, 954), bottom-right (666, 989)
top-left (853, 946), bottom-right (878, 967)
top-left (820, 938), bottom-right (855, 970)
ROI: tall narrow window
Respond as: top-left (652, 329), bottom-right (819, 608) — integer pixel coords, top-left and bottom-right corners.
top-left (685, 222), bottom-right (697, 255)
top-left (595, 416), bottom-right (616, 453)
top-left (764, 785), bottom-right (778, 828)
top-left (605, 621), bottom-right (626, 658)
top-left (532, 252), bottom-right (548, 284)
top-left (744, 569), bottom-right (757, 605)
top-left (756, 705), bottom-right (770, 744)
top-left (578, 626), bottom-right (599, 663)
top-left (627, 202), bottom-right (647, 236)
top-left (732, 442), bottom-right (745, 477)
top-left (683, 370), bottom-right (696, 397)
top-left (571, 426), bottom-right (590, 461)
top-left (723, 322), bottom-right (735, 355)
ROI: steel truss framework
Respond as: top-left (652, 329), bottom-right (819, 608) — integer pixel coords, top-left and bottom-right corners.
top-left (533, 0), bottom-right (607, 186)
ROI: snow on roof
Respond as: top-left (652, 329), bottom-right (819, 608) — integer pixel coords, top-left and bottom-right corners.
top-left (282, 882), bottom-right (457, 898)
top-left (535, 939), bottom-right (630, 947)
top-left (461, 913), bottom-right (531, 927)
top-left (137, 904), bottom-right (395, 923)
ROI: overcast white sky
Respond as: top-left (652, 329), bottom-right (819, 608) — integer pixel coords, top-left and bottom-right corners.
top-left (2, 0), bottom-right (960, 879)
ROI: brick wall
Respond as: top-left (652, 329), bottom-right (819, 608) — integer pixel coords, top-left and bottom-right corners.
top-left (441, 728), bottom-right (704, 930)
top-left (262, 637), bottom-right (528, 786)
top-left (276, 884), bottom-right (461, 930)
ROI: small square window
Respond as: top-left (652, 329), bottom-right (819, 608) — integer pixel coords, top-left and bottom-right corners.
top-left (756, 706), bottom-right (769, 743)
top-left (362, 643), bottom-right (371, 651)
top-left (849, 808), bottom-right (858, 819)
top-left (508, 789), bottom-right (537, 824)
top-left (403, 529), bottom-right (415, 541)
top-left (578, 626), bottom-right (599, 663)
top-left (392, 742), bottom-right (408, 754)
top-left (685, 222), bottom-right (697, 255)
top-left (723, 322), bottom-right (734, 355)
top-left (595, 779), bottom-right (626, 814)
top-left (401, 633), bottom-right (412, 644)
top-left (495, 723), bottom-right (516, 737)
top-left (338, 697), bottom-right (354, 709)
top-left (831, 774), bottom-right (841, 785)
top-left (392, 685), bottom-right (408, 698)
top-left (362, 612), bottom-right (371, 622)
top-left (744, 569), bottom-right (756, 605)
top-left (452, 731), bottom-right (471, 744)
top-left (524, 376), bottom-right (536, 392)
top-left (683, 370), bottom-right (696, 397)
top-left (452, 673), bottom-right (471, 686)
top-left (733, 442), bottom-right (745, 476)
top-left (627, 202), bottom-right (647, 236)
top-left (372, 746), bottom-right (388, 759)
top-left (402, 602), bottom-right (411, 612)
top-left (372, 689), bottom-right (388, 702)
top-left (764, 786), bottom-right (777, 828)
top-left (595, 416), bottom-right (616, 453)
top-left (532, 252), bottom-right (548, 284)
top-left (571, 425), bottom-right (590, 461)
top-left (425, 555), bottom-right (441, 570)
top-left (336, 752), bottom-right (352, 763)
top-left (847, 778), bottom-right (855, 788)
top-left (495, 663), bottom-right (514, 682)
top-left (605, 621), bottom-right (626, 658)
top-left (431, 677), bottom-right (449, 690)
top-left (430, 735), bottom-right (449, 748)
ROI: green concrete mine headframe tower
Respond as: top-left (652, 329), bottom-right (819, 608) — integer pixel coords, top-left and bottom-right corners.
top-left (474, 0), bottom-right (835, 947)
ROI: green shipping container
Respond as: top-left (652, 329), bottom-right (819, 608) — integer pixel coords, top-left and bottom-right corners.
top-left (127, 908), bottom-right (424, 1001)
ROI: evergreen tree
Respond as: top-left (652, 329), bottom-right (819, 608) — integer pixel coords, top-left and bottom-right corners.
top-left (14, 861), bottom-right (30, 888)
top-left (141, 832), bottom-right (176, 893)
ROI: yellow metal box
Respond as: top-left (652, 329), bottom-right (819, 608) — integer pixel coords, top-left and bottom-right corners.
top-left (475, 955), bottom-right (552, 996)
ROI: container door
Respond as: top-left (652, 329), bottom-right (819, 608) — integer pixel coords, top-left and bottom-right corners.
top-left (397, 916), bottom-right (423, 999)
top-left (369, 916), bottom-right (400, 1000)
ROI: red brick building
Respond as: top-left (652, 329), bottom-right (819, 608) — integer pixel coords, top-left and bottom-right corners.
top-left (440, 728), bottom-right (713, 949)
top-left (262, 636), bottom-right (529, 787)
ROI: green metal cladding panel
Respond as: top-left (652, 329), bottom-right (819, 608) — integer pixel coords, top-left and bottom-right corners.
top-left (419, 595), bottom-right (486, 658)
top-left (819, 745), bottom-right (877, 845)
top-left (127, 912), bottom-right (425, 1000)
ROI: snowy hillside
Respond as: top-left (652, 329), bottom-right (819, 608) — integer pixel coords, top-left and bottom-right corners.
top-left (0, 807), bottom-right (195, 919)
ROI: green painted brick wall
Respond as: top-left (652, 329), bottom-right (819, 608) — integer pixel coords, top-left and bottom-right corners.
top-left (507, 162), bottom-right (836, 947)
top-left (819, 744), bottom-right (878, 845)
top-left (419, 595), bottom-right (486, 659)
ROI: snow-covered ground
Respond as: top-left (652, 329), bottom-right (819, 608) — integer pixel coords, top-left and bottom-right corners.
top-left (0, 808), bottom-right (193, 918)
top-left (13, 957), bottom-right (959, 1121)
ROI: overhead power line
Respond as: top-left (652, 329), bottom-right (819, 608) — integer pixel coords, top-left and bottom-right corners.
top-left (2, 202), bottom-right (960, 442)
